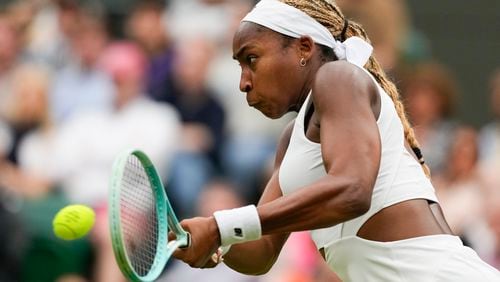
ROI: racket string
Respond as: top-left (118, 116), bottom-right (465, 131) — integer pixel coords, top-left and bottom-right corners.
top-left (120, 155), bottom-right (160, 276)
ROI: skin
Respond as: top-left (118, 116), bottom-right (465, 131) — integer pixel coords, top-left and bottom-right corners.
top-left (173, 22), bottom-right (451, 273)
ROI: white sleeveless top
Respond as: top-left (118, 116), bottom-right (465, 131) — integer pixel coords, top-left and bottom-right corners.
top-left (278, 66), bottom-right (439, 275)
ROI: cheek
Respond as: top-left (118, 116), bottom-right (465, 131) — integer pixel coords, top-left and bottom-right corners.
top-left (255, 58), bottom-right (299, 102)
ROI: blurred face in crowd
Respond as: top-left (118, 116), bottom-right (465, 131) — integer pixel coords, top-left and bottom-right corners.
top-left (11, 65), bottom-right (50, 127)
top-left (56, 0), bottom-right (80, 38)
top-left (174, 38), bottom-right (214, 94)
top-left (197, 182), bottom-right (242, 217)
top-left (404, 63), bottom-right (457, 127)
top-left (336, 0), bottom-right (409, 71)
top-left (127, 7), bottom-right (168, 55)
top-left (71, 15), bottom-right (108, 68)
top-left (446, 127), bottom-right (478, 178)
top-left (233, 22), bottom-right (309, 119)
top-left (405, 83), bottom-right (444, 126)
top-left (490, 70), bottom-right (500, 119)
top-left (0, 17), bottom-right (19, 72)
top-left (100, 43), bottom-right (147, 109)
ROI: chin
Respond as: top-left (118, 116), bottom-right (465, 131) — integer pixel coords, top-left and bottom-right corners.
top-left (252, 102), bottom-right (287, 119)
top-left (259, 108), bottom-right (285, 119)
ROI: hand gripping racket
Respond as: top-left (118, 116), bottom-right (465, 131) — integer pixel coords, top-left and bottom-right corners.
top-left (109, 149), bottom-right (191, 282)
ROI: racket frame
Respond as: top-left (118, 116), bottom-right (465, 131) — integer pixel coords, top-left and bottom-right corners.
top-left (109, 149), bottom-right (190, 282)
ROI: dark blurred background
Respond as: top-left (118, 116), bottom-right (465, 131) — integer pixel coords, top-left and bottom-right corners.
top-left (407, 0), bottom-right (499, 126)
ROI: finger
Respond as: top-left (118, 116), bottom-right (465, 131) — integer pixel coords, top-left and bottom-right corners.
top-left (168, 231), bottom-right (176, 241)
top-left (200, 259), bottom-right (218, 269)
top-left (172, 244), bottom-right (187, 260)
top-left (200, 249), bottom-right (224, 269)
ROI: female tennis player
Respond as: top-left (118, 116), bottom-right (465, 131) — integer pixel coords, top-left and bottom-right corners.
top-left (173, 0), bottom-right (500, 280)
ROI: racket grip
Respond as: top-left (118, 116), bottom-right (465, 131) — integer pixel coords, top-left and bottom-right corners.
top-left (180, 232), bottom-right (191, 249)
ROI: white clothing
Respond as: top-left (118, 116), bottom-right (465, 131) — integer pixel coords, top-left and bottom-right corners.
top-left (17, 128), bottom-right (61, 181)
top-left (278, 66), bottom-right (500, 280)
top-left (48, 96), bottom-right (180, 205)
top-left (326, 234), bottom-right (500, 282)
top-left (279, 67), bottom-right (437, 248)
top-left (167, 0), bottom-right (228, 41)
top-left (50, 63), bottom-right (114, 124)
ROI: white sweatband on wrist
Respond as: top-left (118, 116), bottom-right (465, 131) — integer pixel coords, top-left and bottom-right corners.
top-left (213, 205), bottom-right (262, 246)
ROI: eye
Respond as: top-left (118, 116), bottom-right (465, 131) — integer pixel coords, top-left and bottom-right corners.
top-left (246, 55), bottom-right (257, 65)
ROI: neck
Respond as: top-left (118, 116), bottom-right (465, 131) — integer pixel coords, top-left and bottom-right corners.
top-left (292, 58), bottom-right (325, 112)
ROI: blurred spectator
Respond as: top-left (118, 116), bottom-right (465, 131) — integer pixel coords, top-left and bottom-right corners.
top-left (167, 0), bottom-right (228, 42)
top-left (25, 0), bottom-right (80, 70)
top-left (100, 0), bottom-right (142, 38)
top-left (165, 37), bottom-right (226, 218)
top-left (432, 127), bottom-right (489, 249)
top-left (0, 64), bottom-right (55, 198)
top-left (0, 105), bottom-right (21, 282)
top-left (172, 38), bottom-right (225, 162)
top-left (336, 0), bottom-right (430, 75)
top-left (337, 0), bottom-right (409, 72)
top-left (0, 13), bottom-right (24, 124)
top-left (479, 69), bottom-right (500, 191)
top-left (402, 61), bottom-right (459, 174)
top-left (0, 63), bottom-right (92, 282)
top-left (54, 40), bottom-right (180, 207)
top-left (126, 0), bottom-right (176, 102)
top-left (49, 6), bottom-right (114, 124)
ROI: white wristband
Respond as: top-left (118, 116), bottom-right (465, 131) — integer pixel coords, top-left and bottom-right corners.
top-left (213, 205), bottom-right (262, 246)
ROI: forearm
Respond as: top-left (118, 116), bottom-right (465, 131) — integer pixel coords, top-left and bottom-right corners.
top-left (214, 174), bottom-right (370, 274)
top-left (218, 168), bottom-right (290, 275)
top-left (258, 174), bottom-right (371, 235)
top-left (223, 233), bottom-right (289, 275)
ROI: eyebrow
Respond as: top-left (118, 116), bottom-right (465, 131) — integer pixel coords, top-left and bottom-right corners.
top-left (233, 44), bottom-right (250, 60)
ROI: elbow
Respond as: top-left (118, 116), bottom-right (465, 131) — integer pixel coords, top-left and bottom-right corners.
top-left (337, 181), bottom-right (372, 219)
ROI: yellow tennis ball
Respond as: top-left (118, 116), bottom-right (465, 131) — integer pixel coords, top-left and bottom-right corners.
top-left (53, 204), bottom-right (95, 240)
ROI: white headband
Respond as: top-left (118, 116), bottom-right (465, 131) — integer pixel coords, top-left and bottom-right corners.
top-left (241, 0), bottom-right (373, 67)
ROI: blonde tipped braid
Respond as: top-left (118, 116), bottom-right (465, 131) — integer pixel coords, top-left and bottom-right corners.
top-left (281, 0), bottom-right (431, 177)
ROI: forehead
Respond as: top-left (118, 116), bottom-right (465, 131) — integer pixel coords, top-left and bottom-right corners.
top-left (232, 22), bottom-right (284, 55)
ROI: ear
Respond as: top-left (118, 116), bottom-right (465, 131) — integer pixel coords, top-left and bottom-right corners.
top-left (296, 35), bottom-right (315, 61)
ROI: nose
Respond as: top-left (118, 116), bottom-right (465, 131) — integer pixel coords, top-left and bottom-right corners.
top-left (239, 69), bottom-right (252, 93)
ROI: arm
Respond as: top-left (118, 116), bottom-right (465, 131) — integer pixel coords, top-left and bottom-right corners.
top-left (173, 121), bottom-right (295, 272)
top-left (257, 61), bottom-right (381, 234)
top-left (223, 121), bottom-right (294, 275)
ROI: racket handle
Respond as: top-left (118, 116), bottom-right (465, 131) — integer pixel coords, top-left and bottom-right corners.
top-left (180, 232), bottom-right (191, 249)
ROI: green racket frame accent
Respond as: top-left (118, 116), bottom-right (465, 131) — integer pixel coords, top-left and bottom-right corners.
top-left (109, 149), bottom-right (191, 282)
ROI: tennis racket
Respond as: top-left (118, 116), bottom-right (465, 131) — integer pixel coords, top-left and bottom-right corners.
top-left (109, 149), bottom-right (191, 282)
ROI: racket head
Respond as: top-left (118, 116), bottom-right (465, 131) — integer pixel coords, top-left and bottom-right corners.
top-left (109, 149), bottom-right (172, 282)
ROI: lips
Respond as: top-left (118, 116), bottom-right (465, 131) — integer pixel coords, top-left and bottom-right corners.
top-left (248, 101), bottom-right (259, 107)
top-left (246, 95), bottom-right (258, 107)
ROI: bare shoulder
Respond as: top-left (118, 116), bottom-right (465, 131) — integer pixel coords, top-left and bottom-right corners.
top-left (312, 61), bottom-right (378, 111)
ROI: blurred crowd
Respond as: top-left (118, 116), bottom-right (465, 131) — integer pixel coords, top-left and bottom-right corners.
top-left (0, 0), bottom-right (498, 281)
